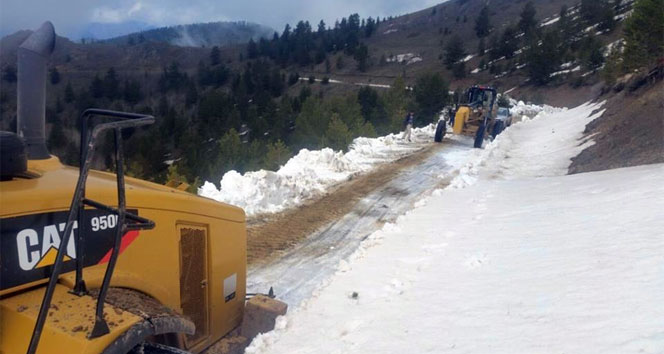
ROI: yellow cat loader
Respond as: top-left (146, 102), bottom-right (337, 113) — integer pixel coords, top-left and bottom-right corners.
top-left (0, 22), bottom-right (285, 354)
top-left (451, 85), bottom-right (498, 148)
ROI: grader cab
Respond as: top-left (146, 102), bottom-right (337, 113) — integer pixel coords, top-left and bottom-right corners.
top-left (451, 86), bottom-right (498, 148)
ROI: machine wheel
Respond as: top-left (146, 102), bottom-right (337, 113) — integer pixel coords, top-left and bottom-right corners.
top-left (434, 121), bottom-right (446, 142)
top-left (474, 123), bottom-right (486, 148)
top-left (491, 121), bottom-right (505, 139)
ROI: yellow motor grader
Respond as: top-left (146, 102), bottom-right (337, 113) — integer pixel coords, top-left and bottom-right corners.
top-left (451, 85), bottom-right (498, 148)
top-left (0, 22), bottom-right (284, 354)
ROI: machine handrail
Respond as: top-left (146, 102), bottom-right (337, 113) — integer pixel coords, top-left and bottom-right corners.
top-left (27, 110), bottom-right (156, 354)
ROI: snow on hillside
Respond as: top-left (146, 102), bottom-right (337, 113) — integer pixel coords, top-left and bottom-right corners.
top-left (199, 125), bottom-right (436, 216)
top-left (246, 102), bottom-right (664, 353)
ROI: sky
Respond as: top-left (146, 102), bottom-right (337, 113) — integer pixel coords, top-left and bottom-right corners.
top-left (0, 0), bottom-right (443, 39)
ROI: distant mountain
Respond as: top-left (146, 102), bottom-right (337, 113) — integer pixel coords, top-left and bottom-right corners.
top-left (80, 21), bottom-right (156, 40)
top-left (104, 21), bottom-right (274, 47)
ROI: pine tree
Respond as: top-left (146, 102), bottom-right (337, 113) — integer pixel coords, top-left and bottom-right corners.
top-left (525, 30), bottom-right (562, 85)
top-left (623, 0), bottom-right (664, 69)
top-left (64, 82), bottom-right (75, 103)
top-left (210, 46), bottom-right (220, 65)
top-left (321, 114), bottom-right (352, 151)
top-left (518, 2), bottom-right (537, 36)
top-left (453, 61), bottom-right (467, 79)
top-left (264, 140), bottom-right (291, 170)
top-left (414, 73), bottom-right (449, 124)
top-left (354, 44), bottom-right (370, 72)
top-left (123, 79), bottom-right (143, 105)
top-left (48, 122), bottom-right (67, 150)
top-left (475, 6), bottom-right (492, 38)
top-left (90, 75), bottom-right (104, 98)
top-left (103, 67), bottom-right (119, 100)
top-left (499, 25), bottom-right (519, 59)
top-left (214, 128), bottom-right (242, 174)
top-left (336, 56), bottom-right (345, 70)
top-left (49, 67), bottom-right (61, 85)
top-left (1, 65), bottom-right (17, 83)
top-left (478, 37), bottom-right (486, 56)
top-left (247, 39), bottom-right (258, 59)
top-left (444, 35), bottom-right (465, 69)
top-left (580, 37), bottom-right (605, 71)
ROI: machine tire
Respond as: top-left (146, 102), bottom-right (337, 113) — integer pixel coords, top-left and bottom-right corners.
top-left (434, 121), bottom-right (446, 142)
top-left (474, 123), bottom-right (486, 148)
top-left (492, 120), bottom-right (505, 138)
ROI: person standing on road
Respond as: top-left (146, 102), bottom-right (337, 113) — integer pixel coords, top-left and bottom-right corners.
top-left (402, 111), bottom-right (414, 142)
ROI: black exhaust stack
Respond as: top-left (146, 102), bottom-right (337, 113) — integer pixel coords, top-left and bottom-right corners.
top-left (17, 21), bottom-right (56, 159)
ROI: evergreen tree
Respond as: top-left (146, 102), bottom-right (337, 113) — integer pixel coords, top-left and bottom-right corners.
top-left (518, 2), bottom-right (537, 36)
top-left (90, 75), bottom-right (104, 98)
top-left (247, 39), bottom-right (258, 59)
top-left (49, 67), bottom-right (61, 85)
top-left (478, 37), bottom-right (486, 56)
top-left (214, 128), bottom-right (242, 175)
top-left (623, 0), bottom-right (664, 69)
top-left (364, 17), bottom-right (376, 37)
top-left (444, 35), bottom-right (466, 69)
top-left (580, 37), bottom-right (605, 71)
top-left (263, 140), bottom-right (291, 170)
top-left (321, 114), bottom-right (353, 151)
top-left (1, 65), bottom-right (17, 83)
top-left (123, 79), bottom-right (143, 105)
top-left (414, 73), bottom-right (449, 124)
top-left (103, 67), bottom-right (119, 100)
top-left (210, 46), bottom-right (220, 65)
top-left (384, 76), bottom-right (410, 133)
top-left (293, 96), bottom-right (328, 149)
top-left (354, 43), bottom-right (370, 72)
top-left (336, 56), bottom-right (345, 69)
top-left (499, 25), bottom-right (520, 59)
top-left (325, 58), bottom-right (331, 73)
top-left (475, 6), bottom-right (492, 38)
top-left (580, 0), bottom-right (615, 30)
top-left (64, 82), bottom-right (75, 103)
top-left (453, 61), bottom-right (467, 79)
top-left (525, 30), bottom-right (562, 85)
top-left (47, 122), bottom-right (67, 150)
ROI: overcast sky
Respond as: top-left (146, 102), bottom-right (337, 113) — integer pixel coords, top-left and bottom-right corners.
top-left (0, 0), bottom-right (443, 38)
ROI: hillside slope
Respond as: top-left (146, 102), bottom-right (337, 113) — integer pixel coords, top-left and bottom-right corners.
top-left (570, 77), bottom-right (664, 173)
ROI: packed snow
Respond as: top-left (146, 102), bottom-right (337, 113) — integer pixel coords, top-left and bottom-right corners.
top-left (386, 53), bottom-right (422, 65)
top-left (460, 54), bottom-right (475, 63)
top-left (199, 125), bottom-right (436, 216)
top-left (540, 16), bottom-right (560, 26)
top-left (246, 101), bottom-right (664, 354)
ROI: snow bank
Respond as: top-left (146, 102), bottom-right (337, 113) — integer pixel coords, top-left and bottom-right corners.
top-left (509, 98), bottom-right (558, 118)
top-left (247, 100), bottom-right (664, 354)
top-left (448, 101), bottom-right (603, 189)
top-left (199, 125), bottom-right (436, 216)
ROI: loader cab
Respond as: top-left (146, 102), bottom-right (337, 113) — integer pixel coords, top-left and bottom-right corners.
top-left (466, 86), bottom-right (497, 111)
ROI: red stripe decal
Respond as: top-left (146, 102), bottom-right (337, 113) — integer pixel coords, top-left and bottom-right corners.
top-left (98, 230), bottom-right (140, 264)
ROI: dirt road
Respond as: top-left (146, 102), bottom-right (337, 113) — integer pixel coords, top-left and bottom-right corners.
top-left (247, 136), bottom-right (474, 307)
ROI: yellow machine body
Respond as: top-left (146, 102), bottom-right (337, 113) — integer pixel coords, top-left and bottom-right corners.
top-left (0, 156), bottom-right (247, 353)
top-left (453, 106), bottom-right (470, 134)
